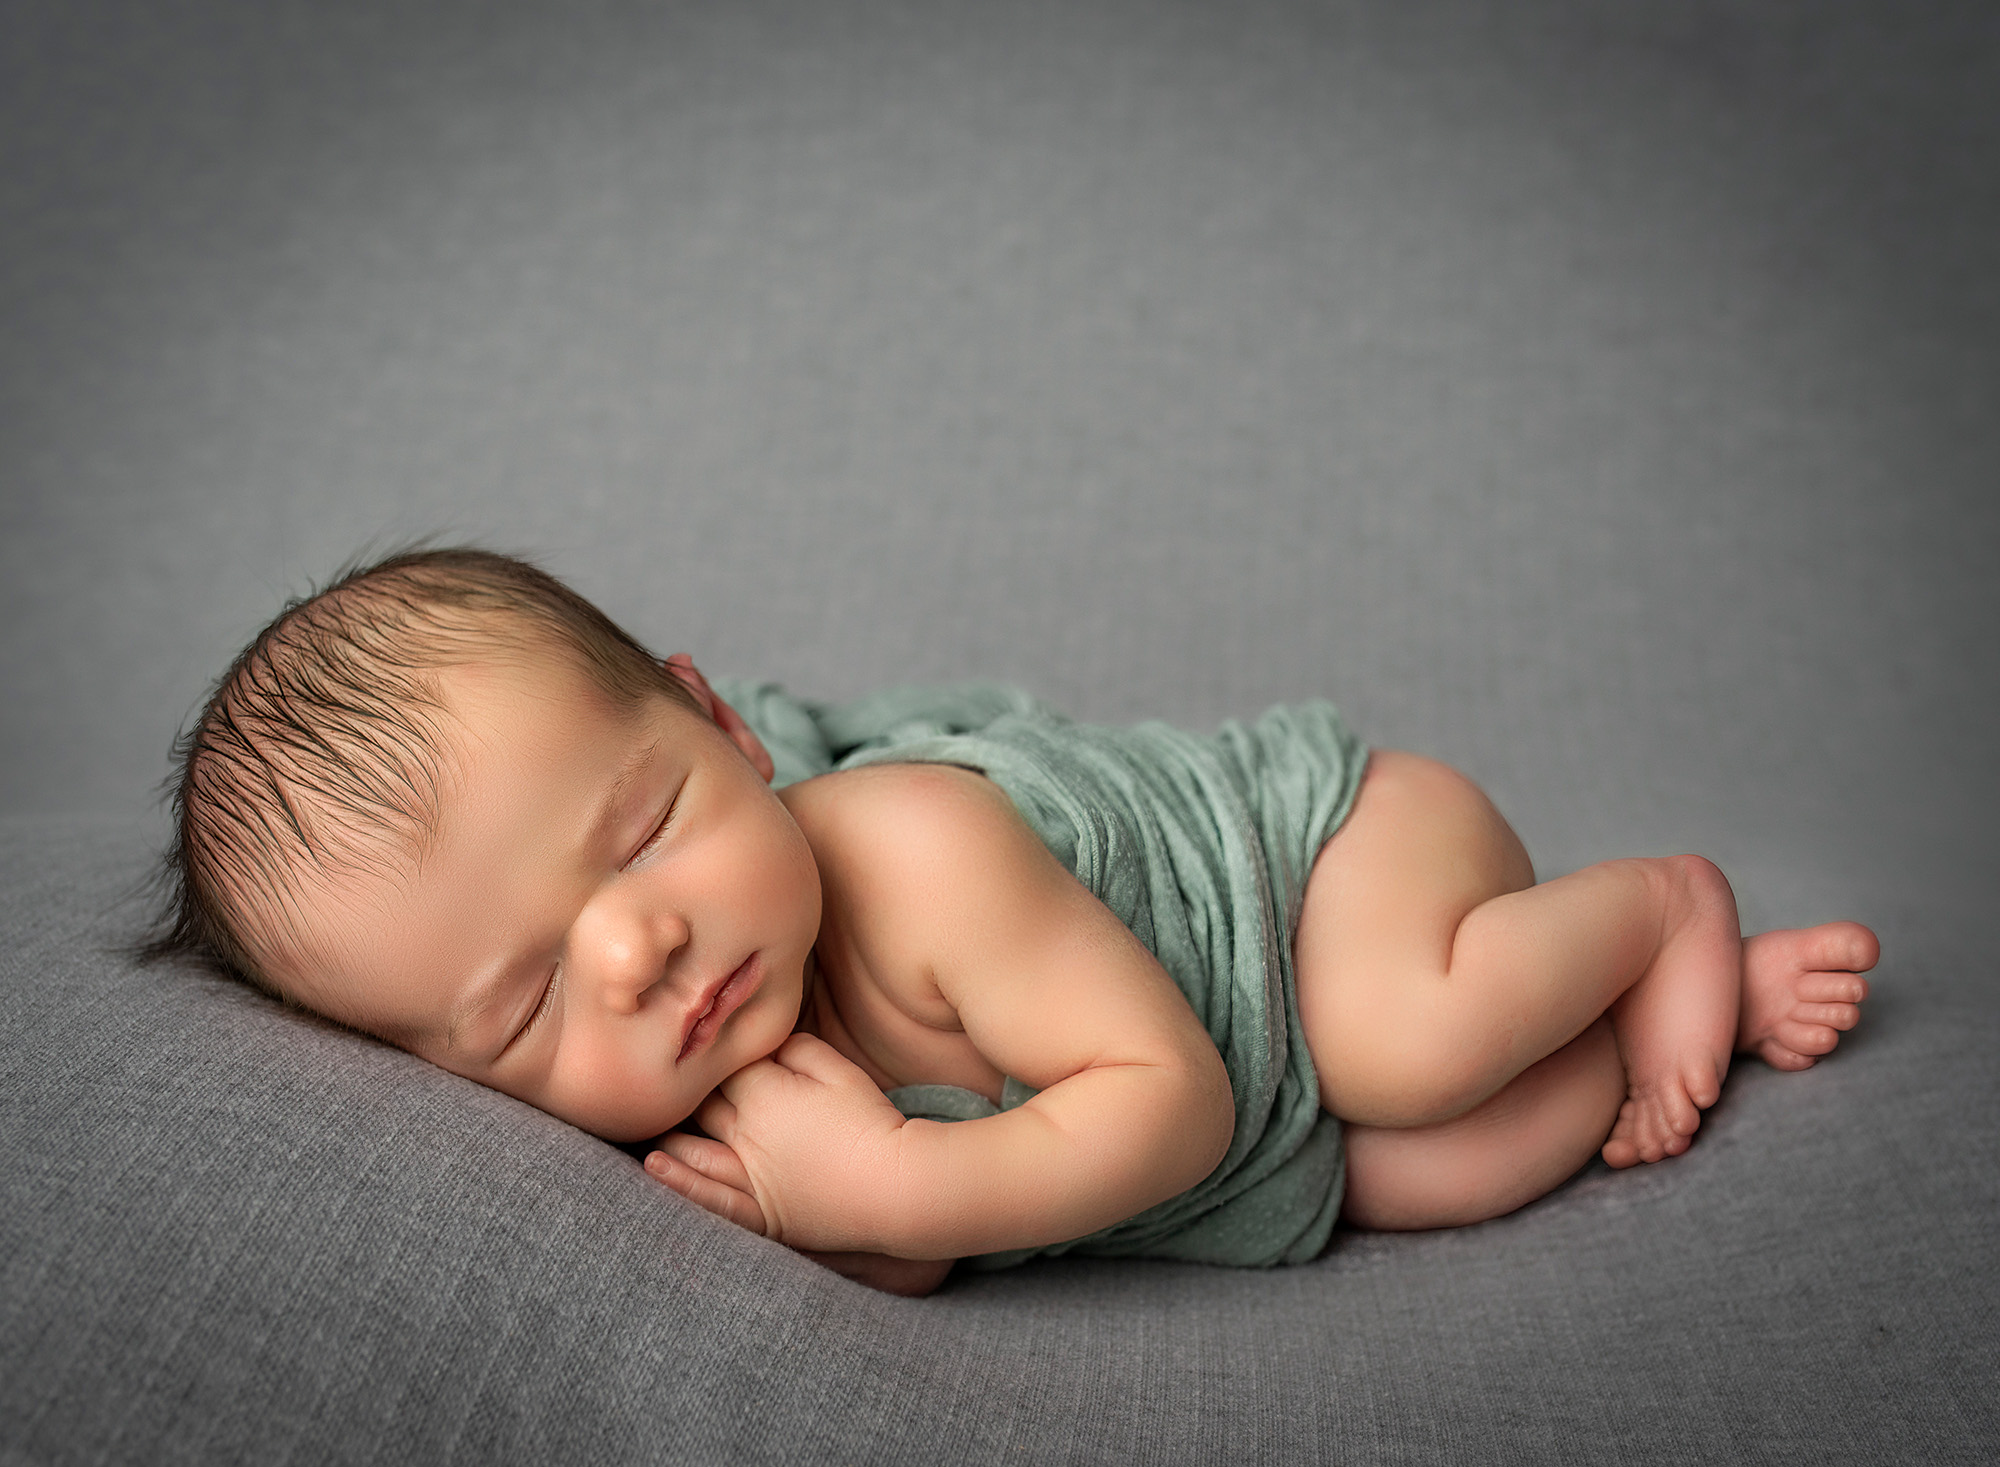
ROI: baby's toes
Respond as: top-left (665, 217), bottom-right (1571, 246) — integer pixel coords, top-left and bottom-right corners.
top-left (1757, 1037), bottom-right (1818, 1071)
top-left (1683, 1057), bottom-right (1723, 1112)
top-left (1629, 1116), bottom-right (1665, 1164)
top-left (1810, 921), bottom-right (1880, 974)
top-left (1776, 1018), bottom-right (1841, 1057)
top-left (1602, 1102), bottom-right (1642, 1168)
top-left (1793, 1000), bottom-right (1859, 1032)
top-left (1602, 1135), bottom-right (1638, 1169)
top-left (1602, 1138), bottom-right (1640, 1169)
top-left (1661, 1101), bottom-right (1698, 1154)
top-left (1637, 1098), bottom-right (1685, 1161)
top-left (1662, 1079), bottom-right (1704, 1136)
top-left (1800, 972), bottom-right (1870, 1006)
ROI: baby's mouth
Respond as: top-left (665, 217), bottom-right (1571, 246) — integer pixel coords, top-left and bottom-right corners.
top-left (678, 953), bottom-right (760, 1062)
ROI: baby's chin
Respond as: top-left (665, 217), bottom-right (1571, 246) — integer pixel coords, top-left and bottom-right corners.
top-left (592, 1104), bottom-right (698, 1150)
top-left (617, 1042), bottom-right (794, 1148)
top-left (591, 1067), bottom-right (764, 1150)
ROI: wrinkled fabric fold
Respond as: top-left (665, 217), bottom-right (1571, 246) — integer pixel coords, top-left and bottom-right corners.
top-left (714, 678), bottom-right (1368, 1268)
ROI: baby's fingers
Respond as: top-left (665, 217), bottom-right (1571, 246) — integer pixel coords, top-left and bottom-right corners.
top-left (771, 1031), bottom-right (873, 1085)
top-left (695, 1090), bottom-right (742, 1143)
top-left (645, 1148), bottom-right (768, 1235)
top-left (659, 1132), bottom-right (755, 1193)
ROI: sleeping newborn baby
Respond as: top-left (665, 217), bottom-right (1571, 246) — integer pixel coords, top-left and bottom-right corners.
top-left (151, 548), bottom-right (1878, 1295)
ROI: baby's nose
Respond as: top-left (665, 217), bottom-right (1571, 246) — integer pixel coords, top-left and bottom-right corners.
top-left (593, 909), bottom-right (689, 1012)
top-left (597, 946), bottom-right (661, 1012)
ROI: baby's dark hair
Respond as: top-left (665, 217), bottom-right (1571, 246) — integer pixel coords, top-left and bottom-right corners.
top-left (143, 546), bottom-right (698, 992)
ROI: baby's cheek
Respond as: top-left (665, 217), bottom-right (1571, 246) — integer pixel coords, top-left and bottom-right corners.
top-left (535, 1042), bottom-right (659, 1142)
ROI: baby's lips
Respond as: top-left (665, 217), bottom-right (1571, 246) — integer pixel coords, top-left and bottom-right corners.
top-left (678, 952), bottom-right (761, 1061)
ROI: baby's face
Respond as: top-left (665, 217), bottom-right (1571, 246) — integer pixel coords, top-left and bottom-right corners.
top-left (268, 653), bottom-right (822, 1142)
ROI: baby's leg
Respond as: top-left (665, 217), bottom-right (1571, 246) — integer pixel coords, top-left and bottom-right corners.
top-left (1342, 1018), bottom-right (1623, 1230)
top-left (1339, 930), bottom-right (1879, 1227)
top-left (1296, 750), bottom-right (1741, 1150)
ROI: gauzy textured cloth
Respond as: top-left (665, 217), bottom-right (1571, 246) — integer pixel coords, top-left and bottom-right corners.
top-left (711, 679), bottom-right (1370, 1268)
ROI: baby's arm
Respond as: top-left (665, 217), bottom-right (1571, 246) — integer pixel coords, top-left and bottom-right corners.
top-left (653, 766), bottom-right (1236, 1261)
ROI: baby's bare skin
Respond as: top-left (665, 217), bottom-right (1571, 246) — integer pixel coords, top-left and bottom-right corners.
top-left (1598, 855), bottom-right (1741, 1165)
top-left (1293, 752), bottom-right (1878, 1215)
top-left (1737, 925), bottom-right (1878, 1071)
top-left (1599, 857), bottom-right (1876, 1167)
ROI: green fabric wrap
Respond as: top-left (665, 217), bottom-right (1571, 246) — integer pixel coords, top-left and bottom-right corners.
top-left (711, 679), bottom-right (1369, 1269)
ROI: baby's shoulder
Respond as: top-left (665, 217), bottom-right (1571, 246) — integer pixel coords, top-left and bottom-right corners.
top-left (780, 761), bottom-right (1072, 969)
top-left (780, 761), bottom-right (1031, 901)
top-left (781, 763), bottom-right (1047, 1092)
top-left (779, 756), bottom-right (1005, 840)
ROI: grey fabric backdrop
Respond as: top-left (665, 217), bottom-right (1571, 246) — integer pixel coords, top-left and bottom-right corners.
top-left (2, 2), bottom-right (1995, 1463)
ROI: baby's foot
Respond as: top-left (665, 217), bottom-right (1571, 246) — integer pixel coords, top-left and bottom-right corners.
top-left (1601, 856), bottom-right (1743, 1169)
top-left (1736, 921), bottom-right (1878, 1071)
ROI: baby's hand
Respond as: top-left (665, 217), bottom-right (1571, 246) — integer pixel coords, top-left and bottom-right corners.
top-left (645, 1137), bottom-right (953, 1294)
top-left (645, 1033), bottom-right (912, 1255)
top-left (644, 1130), bottom-right (768, 1235)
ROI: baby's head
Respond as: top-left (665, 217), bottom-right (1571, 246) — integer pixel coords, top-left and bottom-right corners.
top-left (152, 547), bottom-right (822, 1141)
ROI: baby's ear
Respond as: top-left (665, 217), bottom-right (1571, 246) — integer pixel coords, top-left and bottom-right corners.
top-left (663, 655), bottom-right (777, 782)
